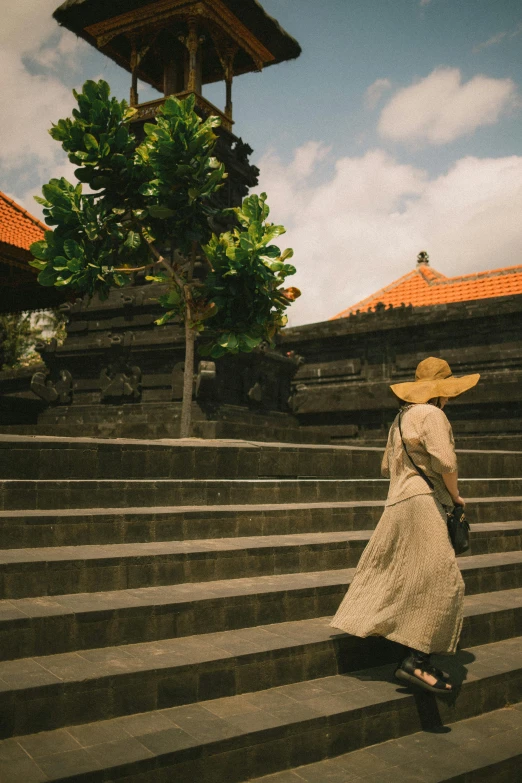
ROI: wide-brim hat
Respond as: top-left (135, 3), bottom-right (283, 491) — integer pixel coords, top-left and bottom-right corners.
top-left (390, 357), bottom-right (480, 404)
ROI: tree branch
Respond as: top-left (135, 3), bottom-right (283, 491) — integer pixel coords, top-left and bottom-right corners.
top-left (113, 258), bottom-right (165, 273)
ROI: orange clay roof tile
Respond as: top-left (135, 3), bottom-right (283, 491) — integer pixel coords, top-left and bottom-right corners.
top-left (332, 262), bottom-right (522, 319)
top-left (0, 191), bottom-right (47, 252)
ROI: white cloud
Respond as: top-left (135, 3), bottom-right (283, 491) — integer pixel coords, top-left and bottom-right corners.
top-left (0, 0), bottom-right (88, 217)
top-left (472, 31), bottom-right (508, 54)
top-left (256, 145), bottom-right (522, 326)
top-left (378, 68), bottom-right (517, 145)
top-left (0, 0), bottom-right (57, 52)
top-left (0, 50), bottom-right (73, 174)
top-left (473, 22), bottom-right (522, 53)
top-left (364, 78), bottom-right (392, 110)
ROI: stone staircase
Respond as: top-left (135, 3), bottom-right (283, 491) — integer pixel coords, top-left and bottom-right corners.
top-left (0, 434), bottom-right (521, 782)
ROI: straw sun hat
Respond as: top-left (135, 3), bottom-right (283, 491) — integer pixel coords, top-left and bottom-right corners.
top-left (390, 357), bottom-right (480, 404)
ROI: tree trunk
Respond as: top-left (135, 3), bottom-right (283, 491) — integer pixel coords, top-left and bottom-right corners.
top-left (179, 318), bottom-right (195, 438)
top-left (179, 242), bottom-right (197, 439)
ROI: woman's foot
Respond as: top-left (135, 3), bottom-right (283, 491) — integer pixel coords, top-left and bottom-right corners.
top-left (425, 661), bottom-right (450, 682)
top-left (395, 653), bottom-right (452, 694)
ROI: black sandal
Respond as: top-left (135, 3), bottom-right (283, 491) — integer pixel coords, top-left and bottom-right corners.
top-left (425, 662), bottom-right (450, 682)
top-left (396, 653), bottom-right (449, 682)
top-left (395, 654), bottom-right (452, 694)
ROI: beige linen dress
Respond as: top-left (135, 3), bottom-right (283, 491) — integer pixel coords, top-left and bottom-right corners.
top-left (330, 403), bottom-right (464, 654)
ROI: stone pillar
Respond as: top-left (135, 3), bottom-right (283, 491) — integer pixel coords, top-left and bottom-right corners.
top-left (163, 54), bottom-right (184, 96)
top-left (130, 38), bottom-right (139, 106)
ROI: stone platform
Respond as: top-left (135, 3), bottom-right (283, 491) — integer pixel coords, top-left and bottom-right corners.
top-left (0, 435), bottom-right (521, 781)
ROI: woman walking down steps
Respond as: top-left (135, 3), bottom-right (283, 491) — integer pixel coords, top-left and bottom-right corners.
top-left (330, 357), bottom-right (480, 694)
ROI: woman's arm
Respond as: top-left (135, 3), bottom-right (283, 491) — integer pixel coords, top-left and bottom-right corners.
top-left (381, 423), bottom-right (395, 478)
top-left (442, 471), bottom-right (465, 507)
top-left (422, 408), bottom-right (463, 504)
top-left (381, 442), bottom-right (391, 478)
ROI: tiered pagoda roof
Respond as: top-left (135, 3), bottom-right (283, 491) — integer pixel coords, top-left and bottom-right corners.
top-left (332, 253), bottom-right (522, 319)
top-left (53, 0), bottom-right (301, 90)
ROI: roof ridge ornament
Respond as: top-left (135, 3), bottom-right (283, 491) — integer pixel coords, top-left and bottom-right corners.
top-left (417, 251), bottom-right (429, 267)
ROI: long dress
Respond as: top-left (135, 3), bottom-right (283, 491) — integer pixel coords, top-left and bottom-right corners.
top-left (330, 403), bottom-right (464, 655)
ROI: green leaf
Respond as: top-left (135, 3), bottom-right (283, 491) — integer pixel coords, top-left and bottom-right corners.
top-left (210, 344), bottom-right (225, 358)
top-left (263, 225), bottom-right (286, 243)
top-left (84, 133), bottom-right (99, 151)
top-left (148, 205), bottom-right (175, 219)
top-left (143, 123), bottom-right (158, 137)
top-left (123, 106), bottom-right (137, 122)
top-left (155, 310), bottom-right (176, 326)
top-left (226, 334), bottom-right (238, 350)
top-left (30, 241), bottom-right (49, 260)
top-left (37, 266), bottom-right (59, 286)
top-left (63, 239), bottom-right (82, 259)
top-left (124, 230), bottom-right (141, 250)
top-left (72, 150), bottom-right (91, 162)
top-left (259, 246), bottom-right (280, 259)
top-left (240, 334), bottom-right (263, 350)
top-left (98, 79), bottom-right (111, 102)
top-left (29, 259), bottom-right (46, 270)
top-left (139, 182), bottom-right (159, 197)
top-left (51, 256), bottom-right (68, 269)
top-left (74, 167), bottom-right (93, 183)
top-left (82, 80), bottom-right (99, 102)
top-left (67, 258), bottom-right (83, 272)
top-left (239, 235), bottom-right (254, 251)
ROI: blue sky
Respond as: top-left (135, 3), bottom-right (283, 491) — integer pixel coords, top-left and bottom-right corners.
top-left (1, 0), bottom-right (521, 323)
top-left (242, 0), bottom-right (522, 171)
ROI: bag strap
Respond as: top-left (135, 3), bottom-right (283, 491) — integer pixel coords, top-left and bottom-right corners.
top-left (398, 409), bottom-right (435, 490)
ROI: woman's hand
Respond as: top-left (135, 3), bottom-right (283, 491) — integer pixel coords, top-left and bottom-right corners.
top-left (451, 495), bottom-right (466, 508)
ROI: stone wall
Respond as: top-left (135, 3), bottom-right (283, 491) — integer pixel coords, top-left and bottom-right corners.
top-left (0, 283), bottom-right (312, 442)
top-left (282, 294), bottom-right (522, 448)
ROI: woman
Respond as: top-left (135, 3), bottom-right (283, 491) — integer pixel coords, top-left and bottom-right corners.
top-left (330, 357), bottom-right (480, 694)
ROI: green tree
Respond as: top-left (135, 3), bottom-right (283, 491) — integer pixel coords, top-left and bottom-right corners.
top-left (30, 80), bottom-right (299, 437)
top-left (0, 310), bottom-right (66, 371)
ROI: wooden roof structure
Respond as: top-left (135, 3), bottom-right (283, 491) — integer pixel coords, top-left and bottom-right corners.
top-left (0, 192), bottom-right (64, 314)
top-left (53, 0), bottom-right (301, 92)
top-left (332, 252), bottom-right (522, 319)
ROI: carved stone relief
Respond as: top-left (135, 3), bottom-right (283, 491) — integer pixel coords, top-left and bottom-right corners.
top-left (195, 361), bottom-right (217, 399)
top-left (31, 369), bottom-right (73, 405)
top-left (99, 332), bottom-right (142, 402)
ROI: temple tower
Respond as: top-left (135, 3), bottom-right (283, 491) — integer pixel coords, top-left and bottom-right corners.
top-left (21, 0), bottom-right (305, 441)
top-left (53, 0), bottom-right (301, 207)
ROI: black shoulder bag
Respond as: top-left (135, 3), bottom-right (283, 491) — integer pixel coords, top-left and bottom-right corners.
top-left (398, 410), bottom-right (470, 555)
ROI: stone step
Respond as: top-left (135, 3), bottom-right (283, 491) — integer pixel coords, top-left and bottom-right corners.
top-left (3, 434), bottom-right (522, 480)
top-left (2, 497), bottom-right (521, 549)
top-left (2, 477), bottom-right (521, 511)
top-left (0, 595), bottom-right (520, 740)
top-left (0, 636), bottom-right (520, 781)
top-left (2, 437), bottom-right (383, 481)
top-left (1, 523), bottom-right (521, 600)
top-left (249, 705), bottom-right (522, 783)
top-left (1, 556), bottom-right (521, 658)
